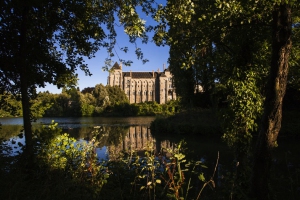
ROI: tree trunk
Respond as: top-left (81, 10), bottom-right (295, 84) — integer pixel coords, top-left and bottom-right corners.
top-left (19, 2), bottom-right (34, 167)
top-left (251, 4), bottom-right (292, 200)
top-left (20, 73), bottom-right (34, 167)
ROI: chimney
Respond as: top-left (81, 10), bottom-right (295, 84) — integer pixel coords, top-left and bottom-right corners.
top-left (163, 63), bottom-right (165, 71)
top-left (130, 70), bottom-right (132, 77)
top-left (157, 68), bottom-right (160, 72)
top-left (120, 62), bottom-right (122, 70)
top-left (152, 70), bottom-right (154, 77)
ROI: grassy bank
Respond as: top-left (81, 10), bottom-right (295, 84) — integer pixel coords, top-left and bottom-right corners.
top-left (150, 108), bottom-right (222, 136)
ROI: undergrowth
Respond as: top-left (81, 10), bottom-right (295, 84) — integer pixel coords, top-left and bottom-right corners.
top-left (1, 120), bottom-right (300, 199)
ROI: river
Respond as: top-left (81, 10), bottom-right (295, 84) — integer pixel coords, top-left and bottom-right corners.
top-left (0, 116), bottom-right (231, 164)
top-left (3, 116), bottom-right (294, 163)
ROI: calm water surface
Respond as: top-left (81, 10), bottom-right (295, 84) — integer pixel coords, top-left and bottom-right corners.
top-left (0, 116), bottom-right (231, 165)
top-left (0, 116), bottom-right (156, 126)
top-left (0, 117), bottom-right (155, 157)
top-left (7, 117), bottom-right (298, 178)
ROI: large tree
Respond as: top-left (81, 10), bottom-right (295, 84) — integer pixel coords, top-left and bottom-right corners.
top-left (153, 0), bottom-right (299, 198)
top-left (0, 0), bottom-right (154, 163)
top-left (251, 3), bottom-right (293, 199)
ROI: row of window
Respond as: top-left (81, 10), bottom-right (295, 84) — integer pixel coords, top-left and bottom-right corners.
top-left (127, 80), bottom-right (155, 84)
top-left (127, 84), bottom-right (154, 88)
top-left (113, 76), bottom-right (172, 84)
top-left (126, 82), bottom-right (155, 88)
top-left (127, 90), bottom-right (153, 95)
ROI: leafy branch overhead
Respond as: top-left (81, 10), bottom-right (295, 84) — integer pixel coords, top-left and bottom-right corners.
top-left (151, 0), bottom-right (300, 199)
top-left (0, 0), bottom-right (159, 166)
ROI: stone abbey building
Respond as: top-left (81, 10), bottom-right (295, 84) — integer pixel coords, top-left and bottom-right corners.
top-left (107, 62), bottom-right (176, 104)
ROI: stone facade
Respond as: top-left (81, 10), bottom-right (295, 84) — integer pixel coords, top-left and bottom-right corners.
top-left (107, 62), bottom-right (176, 104)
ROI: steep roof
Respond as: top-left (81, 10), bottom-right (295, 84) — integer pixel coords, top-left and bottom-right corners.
top-left (112, 62), bottom-right (121, 70)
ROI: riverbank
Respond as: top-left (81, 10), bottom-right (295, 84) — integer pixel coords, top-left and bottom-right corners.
top-left (150, 108), bottom-right (300, 138)
top-left (150, 108), bottom-right (222, 136)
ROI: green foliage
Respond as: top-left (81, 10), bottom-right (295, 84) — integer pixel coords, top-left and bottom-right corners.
top-left (119, 4), bottom-right (146, 37)
top-left (0, 92), bottom-right (22, 117)
top-left (1, 86), bottom-right (179, 118)
top-left (0, 0), bottom-right (156, 93)
top-left (80, 92), bottom-right (96, 116)
top-left (101, 100), bottom-right (178, 117)
top-left (106, 85), bottom-right (129, 106)
top-left (36, 122), bottom-right (109, 195)
top-left (0, 0), bottom-right (158, 163)
top-left (221, 70), bottom-right (264, 148)
top-left (93, 84), bottom-right (110, 107)
top-left (34, 85), bottom-right (130, 117)
top-left (30, 92), bottom-right (53, 119)
top-left (102, 139), bottom-right (213, 200)
top-left (129, 142), bottom-right (163, 199)
top-left (152, 4), bottom-right (299, 198)
top-left (135, 100), bottom-right (180, 116)
top-left (0, 125), bottom-right (23, 141)
top-left (106, 102), bottom-right (139, 116)
top-left (51, 92), bottom-right (70, 116)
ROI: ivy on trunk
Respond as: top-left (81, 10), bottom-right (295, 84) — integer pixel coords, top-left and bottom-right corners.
top-left (251, 4), bottom-right (292, 199)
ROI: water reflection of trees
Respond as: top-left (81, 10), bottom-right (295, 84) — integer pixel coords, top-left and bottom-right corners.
top-left (1, 124), bottom-right (176, 160)
top-left (64, 126), bottom-right (129, 147)
top-left (0, 125), bottom-right (23, 140)
top-left (96, 126), bottom-right (128, 147)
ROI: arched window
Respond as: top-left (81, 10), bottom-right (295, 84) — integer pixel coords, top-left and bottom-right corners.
top-left (127, 80), bottom-right (130, 88)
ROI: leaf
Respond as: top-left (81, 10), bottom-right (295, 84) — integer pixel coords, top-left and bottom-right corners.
top-left (198, 173), bottom-right (205, 182)
top-left (17, 142), bottom-right (23, 147)
top-left (195, 161), bottom-right (202, 165)
top-left (201, 164), bottom-right (208, 168)
top-left (156, 179), bottom-right (162, 184)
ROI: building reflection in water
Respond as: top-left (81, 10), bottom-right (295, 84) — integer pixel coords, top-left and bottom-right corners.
top-left (107, 125), bottom-right (174, 160)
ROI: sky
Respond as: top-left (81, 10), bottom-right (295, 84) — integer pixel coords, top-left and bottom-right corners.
top-left (37, 3), bottom-right (169, 94)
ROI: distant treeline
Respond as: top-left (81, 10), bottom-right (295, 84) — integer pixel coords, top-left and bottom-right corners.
top-left (0, 84), bottom-right (180, 118)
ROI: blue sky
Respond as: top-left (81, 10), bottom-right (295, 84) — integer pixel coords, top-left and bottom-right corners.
top-left (37, 2), bottom-right (169, 94)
